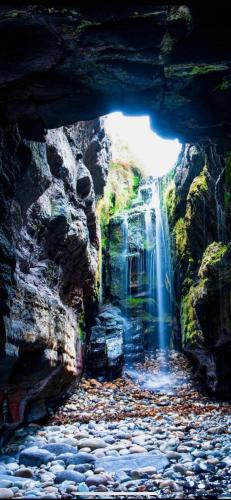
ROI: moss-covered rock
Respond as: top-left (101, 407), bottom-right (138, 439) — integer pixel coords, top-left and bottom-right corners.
top-left (181, 286), bottom-right (204, 346)
top-left (198, 242), bottom-right (228, 279)
top-left (164, 180), bottom-right (176, 225)
top-left (173, 218), bottom-right (188, 260)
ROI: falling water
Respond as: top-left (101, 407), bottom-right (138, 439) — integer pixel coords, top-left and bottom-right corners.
top-left (122, 214), bottom-right (129, 302)
top-left (215, 166), bottom-right (226, 242)
top-left (139, 177), bottom-right (173, 352)
top-left (151, 179), bottom-right (173, 351)
top-left (113, 176), bottom-right (173, 368)
top-left (98, 223), bottom-right (103, 306)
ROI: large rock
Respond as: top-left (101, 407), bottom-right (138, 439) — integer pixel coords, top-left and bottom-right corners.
top-left (87, 304), bottom-right (124, 379)
top-left (0, 119), bottom-right (109, 435)
top-left (96, 452), bottom-right (169, 473)
top-left (19, 447), bottom-right (55, 466)
top-left (168, 143), bottom-right (231, 394)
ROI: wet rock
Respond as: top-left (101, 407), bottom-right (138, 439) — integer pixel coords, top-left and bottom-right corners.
top-left (42, 444), bottom-right (77, 456)
top-left (96, 452), bottom-right (169, 473)
top-left (0, 489), bottom-right (13, 499)
top-left (14, 468), bottom-right (34, 478)
top-left (19, 447), bottom-right (55, 466)
top-left (87, 305), bottom-right (124, 379)
top-left (86, 475), bottom-right (109, 486)
top-left (77, 438), bottom-right (107, 450)
top-left (54, 471), bottom-right (85, 484)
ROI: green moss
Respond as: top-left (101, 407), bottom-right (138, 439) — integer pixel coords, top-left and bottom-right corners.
top-left (173, 218), bottom-right (187, 260)
top-left (188, 167), bottom-right (208, 199)
top-left (190, 64), bottom-right (227, 76)
top-left (181, 287), bottom-right (203, 346)
top-left (126, 297), bottom-right (156, 307)
top-left (198, 242), bottom-right (227, 278)
top-left (76, 19), bottom-right (100, 34)
top-left (164, 180), bottom-right (176, 225)
top-left (97, 160), bottom-right (141, 252)
top-left (213, 78), bottom-right (231, 92)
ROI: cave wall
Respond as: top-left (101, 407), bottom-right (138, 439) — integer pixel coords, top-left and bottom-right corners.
top-left (167, 144), bottom-right (231, 395)
top-left (0, 118), bottom-right (109, 433)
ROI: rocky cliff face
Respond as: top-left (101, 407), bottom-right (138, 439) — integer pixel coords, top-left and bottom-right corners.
top-left (167, 144), bottom-right (231, 395)
top-left (0, 119), bottom-right (109, 436)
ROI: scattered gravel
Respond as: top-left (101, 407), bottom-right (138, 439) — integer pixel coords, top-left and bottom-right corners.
top-left (1, 351), bottom-right (230, 498)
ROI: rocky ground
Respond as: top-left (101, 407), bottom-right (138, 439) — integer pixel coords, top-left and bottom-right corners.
top-left (0, 352), bottom-right (230, 499)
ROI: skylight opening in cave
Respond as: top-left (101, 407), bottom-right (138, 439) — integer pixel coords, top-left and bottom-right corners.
top-left (105, 111), bottom-right (182, 177)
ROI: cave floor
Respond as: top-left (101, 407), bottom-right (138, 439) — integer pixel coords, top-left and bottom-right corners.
top-left (1, 352), bottom-right (231, 499)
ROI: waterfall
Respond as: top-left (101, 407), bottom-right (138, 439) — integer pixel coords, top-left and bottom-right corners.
top-left (108, 175), bottom-right (174, 367)
top-left (151, 179), bottom-right (173, 351)
top-left (140, 176), bottom-right (173, 352)
top-left (98, 223), bottom-right (103, 306)
top-left (215, 166), bottom-right (226, 242)
top-left (122, 214), bottom-right (129, 302)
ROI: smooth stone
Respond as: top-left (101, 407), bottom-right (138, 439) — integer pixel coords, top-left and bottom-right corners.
top-left (166, 451), bottom-right (182, 460)
top-left (0, 489), bottom-right (13, 499)
top-left (86, 475), bottom-right (109, 486)
top-left (96, 452), bottom-right (169, 473)
top-left (173, 464), bottom-right (187, 475)
top-left (54, 471), bottom-right (85, 484)
top-left (131, 466), bottom-right (157, 478)
top-left (73, 464), bottom-right (92, 473)
top-left (119, 449), bottom-right (130, 456)
top-left (5, 464), bottom-right (18, 472)
top-left (0, 458), bottom-right (15, 465)
top-left (132, 436), bottom-right (148, 445)
top-left (19, 447), bottom-right (54, 467)
top-left (129, 445), bottom-right (147, 454)
top-left (42, 444), bottom-right (77, 456)
top-left (14, 469), bottom-right (34, 478)
top-left (77, 483), bottom-right (90, 492)
top-left (0, 481), bottom-right (13, 489)
top-left (223, 457), bottom-right (231, 466)
top-left (0, 475), bottom-right (31, 485)
top-left (77, 438), bottom-right (107, 450)
top-left (65, 453), bottom-right (96, 466)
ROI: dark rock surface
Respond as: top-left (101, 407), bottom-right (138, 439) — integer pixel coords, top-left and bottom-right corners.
top-left (0, 118), bottom-right (109, 436)
top-left (87, 304), bottom-right (124, 378)
top-left (168, 143), bottom-right (231, 395)
top-left (0, 4), bottom-right (231, 143)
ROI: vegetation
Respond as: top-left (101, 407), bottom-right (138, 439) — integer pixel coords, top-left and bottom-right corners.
top-left (198, 242), bottom-right (227, 278)
top-left (181, 287), bottom-right (204, 346)
top-left (97, 160), bottom-right (141, 250)
top-left (173, 218), bottom-right (187, 260)
top-left (164, 180), bottom-right (176, 225)
top-left (190, 64), bottom-right (226, 76)
top-left (224, 153), bottom-right (231, 207)
top-left (187, 167), bottom-right (208, 200)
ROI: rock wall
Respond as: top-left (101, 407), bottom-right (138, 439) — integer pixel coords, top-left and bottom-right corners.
top-left (167, 144), bottom-right (231, 395)
top-left (0, 119), bottom-right (109, 436)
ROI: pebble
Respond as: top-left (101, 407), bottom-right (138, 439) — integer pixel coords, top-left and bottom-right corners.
top-left (0, 351), bottom-right (229, 499)
top-left (0, 489), bottom-right (14, 499)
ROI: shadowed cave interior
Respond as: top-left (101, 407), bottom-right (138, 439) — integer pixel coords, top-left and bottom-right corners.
top-left (0, 3), bottom-right (231, 498)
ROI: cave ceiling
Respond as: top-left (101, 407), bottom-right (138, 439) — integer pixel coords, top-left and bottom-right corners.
top-left (0, 2), bottom-right (231, 143)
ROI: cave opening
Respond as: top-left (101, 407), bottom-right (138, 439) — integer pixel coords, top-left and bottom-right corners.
top-left (91, 111), bottom-right (182, 384)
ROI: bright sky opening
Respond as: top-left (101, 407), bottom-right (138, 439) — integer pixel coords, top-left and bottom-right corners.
top-left (105, 112), bottom-right (182, 177)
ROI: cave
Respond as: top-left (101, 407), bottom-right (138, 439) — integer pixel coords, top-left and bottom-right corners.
top-left (0, 3), bottom-right (231, 497)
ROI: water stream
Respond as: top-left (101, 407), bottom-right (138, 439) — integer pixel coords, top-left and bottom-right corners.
top-left (120, 176), bottom-right (173, 364)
